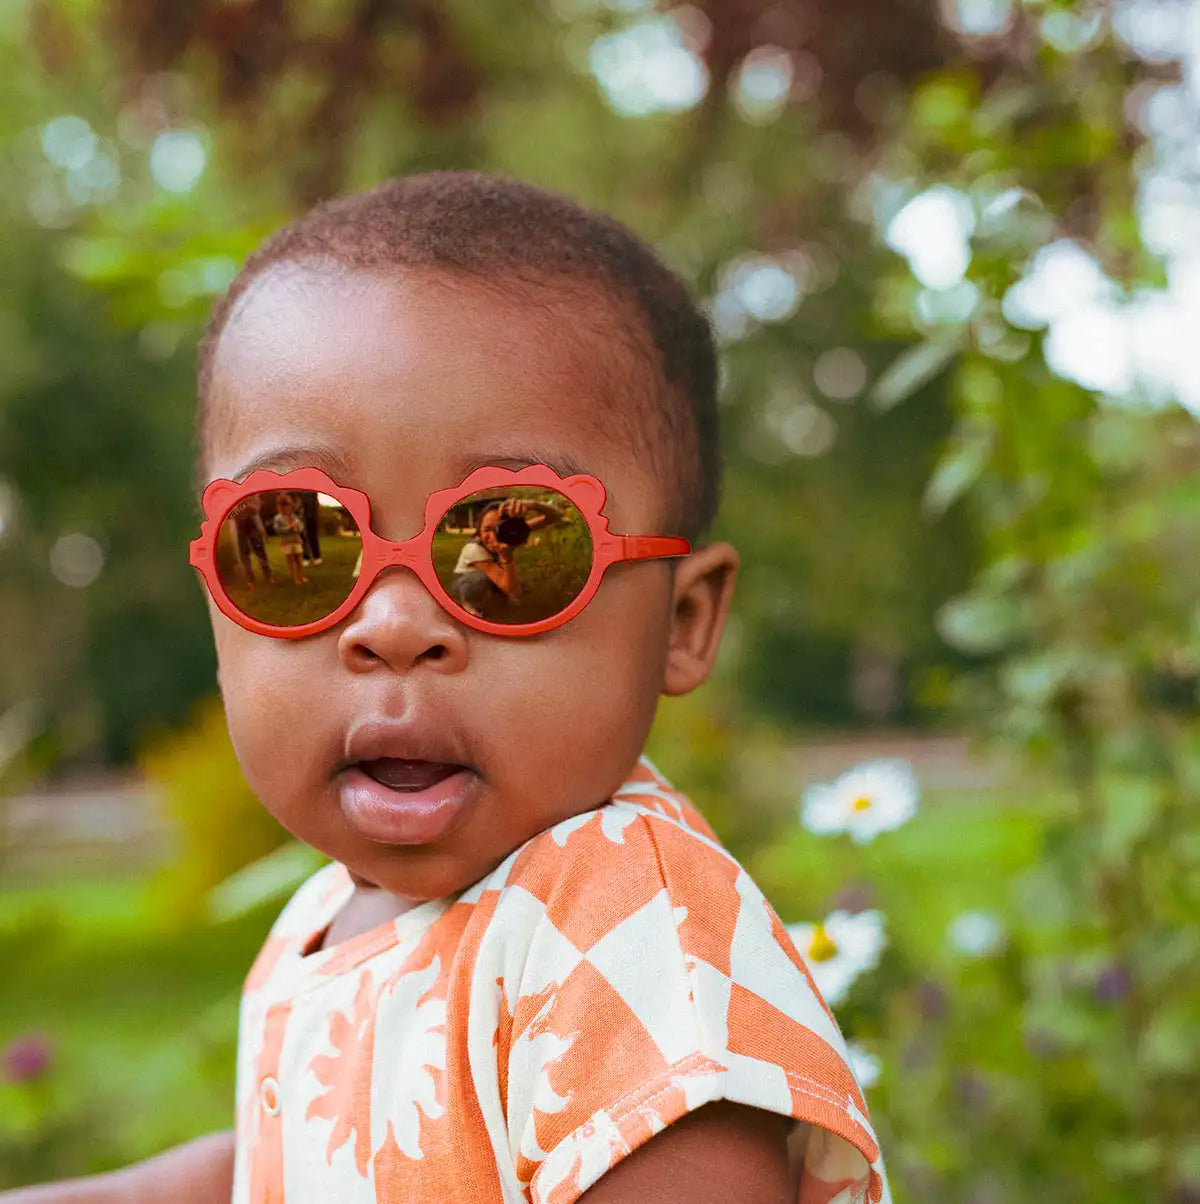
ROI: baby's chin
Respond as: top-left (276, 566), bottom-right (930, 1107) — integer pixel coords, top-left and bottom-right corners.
top-left (313, 744), bottom-right (648, 900)
top-left (339, 833), bottom-right (517, 903)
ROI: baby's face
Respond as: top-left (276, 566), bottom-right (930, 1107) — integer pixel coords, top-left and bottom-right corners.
top-left (203, 264), bottom-right (689, 901)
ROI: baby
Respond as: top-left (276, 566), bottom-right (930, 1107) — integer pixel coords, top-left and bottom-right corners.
top-left (7, 173), bottom-right (889, 1203)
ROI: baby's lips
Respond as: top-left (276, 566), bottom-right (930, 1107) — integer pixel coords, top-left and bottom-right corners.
top-left (340, 716), bottom-right (473, 781)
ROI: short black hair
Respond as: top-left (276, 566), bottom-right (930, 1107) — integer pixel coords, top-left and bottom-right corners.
top-left (197, 171), bottom-right (721, 539)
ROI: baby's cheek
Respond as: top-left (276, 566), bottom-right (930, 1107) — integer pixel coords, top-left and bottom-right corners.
top-left (515, 607), bottom-right (663, 782)
top-left (216, 641), bottom-right (317, 799)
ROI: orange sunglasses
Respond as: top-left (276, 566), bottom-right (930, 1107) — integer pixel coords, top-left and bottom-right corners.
top-left (189, 464), bottom-right (691, 638)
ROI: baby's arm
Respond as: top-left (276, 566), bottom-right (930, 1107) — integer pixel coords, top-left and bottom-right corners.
top-left (575, 1101), bottom-right (793, 1203)
top-left (0, 1130), bottom-right (234, 1204)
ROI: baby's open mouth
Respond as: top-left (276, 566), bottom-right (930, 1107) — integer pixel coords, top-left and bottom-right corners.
top-left (356, 758), bottom-right (466, 792)
top-left (339, 756), bottom-right (477, 845)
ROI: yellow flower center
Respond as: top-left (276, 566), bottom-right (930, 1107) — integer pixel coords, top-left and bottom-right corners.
top-left (807, 923), bottom-right (838, 962)
top-left (852, 795), bottom-right (873, 812)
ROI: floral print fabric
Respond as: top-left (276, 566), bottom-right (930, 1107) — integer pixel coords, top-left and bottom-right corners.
top-left (231, 758), bottom-right (891, 1203)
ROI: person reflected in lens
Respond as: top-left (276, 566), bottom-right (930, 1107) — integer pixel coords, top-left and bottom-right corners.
top-left (231, 493), bottom-right (275, 589)
top-left (450, 496), bottom-right (562, 619)
top-left (272, 492), bottom-right (309, 585)
top-left (297, 491), bottom-right (323, 566)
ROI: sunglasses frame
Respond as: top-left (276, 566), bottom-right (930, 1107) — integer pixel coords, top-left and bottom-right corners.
top-left (189, 464), bottom-right (692, 638)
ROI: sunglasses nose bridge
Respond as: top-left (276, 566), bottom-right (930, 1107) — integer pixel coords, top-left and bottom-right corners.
top-left (380, 535), bottom-right (422, 570)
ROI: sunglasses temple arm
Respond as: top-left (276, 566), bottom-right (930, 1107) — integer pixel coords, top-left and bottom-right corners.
top-left (619, 535), bottom-right (692, 562)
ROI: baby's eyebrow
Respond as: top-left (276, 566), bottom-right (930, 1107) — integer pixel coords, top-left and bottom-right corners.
top-left (457, 453), bottom-right (591, 480)
top-left (230, 444), bottom-right (354, 483)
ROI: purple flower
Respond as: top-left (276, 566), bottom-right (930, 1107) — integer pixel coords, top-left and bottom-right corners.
top-left (1023, 1025), bottom-right (1062, 1060)
top-left (1093, 962), bottom-right (1132, 1005)
top-left (955, 1069), bottom-right (990, 1111)
top-left (899, 1036), bottom-right (935, 1071)
top-left (965, 1178), bottom-right (1002, 1204)
top-left (915, 977), bottom-right (947, 1022)
top-left (1172, 1179), bottom-right (1200, 1204)
top-left (3, 1032), bottom-right (52, 1083)
top-left (828, 880), bottom-right (876, 915)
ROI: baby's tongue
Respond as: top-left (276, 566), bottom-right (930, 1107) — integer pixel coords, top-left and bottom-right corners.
top-left (359, 758), bottom-right (460, 792)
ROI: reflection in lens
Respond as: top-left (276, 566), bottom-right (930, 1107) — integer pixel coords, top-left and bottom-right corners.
top-left (433, 485), bottom-right (592, 625)
top-left (215, 489), bottom-right (360, 627)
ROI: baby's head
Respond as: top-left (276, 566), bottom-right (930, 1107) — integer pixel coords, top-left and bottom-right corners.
top-left (196, 172), bottom-right (738, 900)
top-left (476, 502), bottom-right (504, 552)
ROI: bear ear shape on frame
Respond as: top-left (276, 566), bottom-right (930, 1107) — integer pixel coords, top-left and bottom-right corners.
top-left (199, 477), bottom-right (243, 512)
top-left (562, 474), bottom-right (607, 516)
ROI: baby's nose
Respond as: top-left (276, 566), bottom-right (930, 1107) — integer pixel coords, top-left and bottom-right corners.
top-left (336, 567), bottom-right (468, 675)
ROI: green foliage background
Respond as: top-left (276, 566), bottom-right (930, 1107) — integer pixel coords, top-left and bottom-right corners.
top-left (0, 1), bottom-right (1197, 1200)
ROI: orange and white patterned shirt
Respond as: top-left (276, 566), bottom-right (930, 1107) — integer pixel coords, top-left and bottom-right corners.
top-left (232, 757), bottom-right (891, 1203)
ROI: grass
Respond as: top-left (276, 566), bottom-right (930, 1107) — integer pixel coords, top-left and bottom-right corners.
top-left (0, 773), bottom-right (1066, 1185)
top-left (749, 784), bottom-right (1065, 971)
top-left (0, 877), bottom-right (271, 1183)
top-left (430, 523), bottom-right (590, 623)
top-left (216, 529), bottom-right (363, 627)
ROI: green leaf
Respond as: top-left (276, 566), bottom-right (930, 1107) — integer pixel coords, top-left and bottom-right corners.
top-left (1100, 1138), bottom-right (1163, 1178)
top-left (937, 590), bottom-right (1026, 655)
top-left (972, 82), bottom-right (1042, 139)
top-left (870, 335), bottom-right (964, 412)
top-left (1140, 1001), bottom-right (1200, 1075)
top-left (924, 423), bottom-right (994, 516)
top-left (56, 237), bottom-right (140, 285)
top-left (207, 842), bottom-right (329, 922)
top-left (1098, 774), bottom-right (1166, 867)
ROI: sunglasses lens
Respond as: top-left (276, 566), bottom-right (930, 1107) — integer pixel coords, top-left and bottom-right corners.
top-left (214, 490), bottom-right (361, 627)
top-left (433, 485), bottom-right (592, 625)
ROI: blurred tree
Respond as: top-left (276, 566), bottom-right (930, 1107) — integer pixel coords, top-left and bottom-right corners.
top-left (1, 1), bottom-right (1197, 1200)
top-left (0, 0), bottom-right (993, 762)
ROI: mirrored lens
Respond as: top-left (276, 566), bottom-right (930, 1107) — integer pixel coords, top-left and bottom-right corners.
top-left (432, 485), bottom-right (592, 625)
top-left (214, 489), bottom-right (362, 627)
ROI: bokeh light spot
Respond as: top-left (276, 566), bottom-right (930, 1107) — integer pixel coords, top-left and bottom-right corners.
top-left (814, 347), bottom-right (868, 400)
top-left (886, 186), bottom-right (975, 289)
top-left (589, 17), bottom-right (709, 115)
top-left (50, 533), bottom-right (104, 588)
top-left (41, 115), bottom-right (97, 170)
top-left (914, 280), bottom-right (980, 327)
top-left (1002, 240), bottom-right (1117, 329)
top-left (734, 259), bottom-right (800, 322)
top-left (939, 0), bottom-right (1012, 37)
top-left (1113, 0), bottom-right (1191, 63)
top-left (733, 46), bottom-right (794, 124)
top-left (149, 130), bottom-right (206, 193)
top-left (780, 401), bottom-right (837, 456)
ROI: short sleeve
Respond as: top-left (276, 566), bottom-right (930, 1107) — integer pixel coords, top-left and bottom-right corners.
top-left (497, 805), bottom-right (888, 1204)
top-left (454, 541), bottom-right (491, 573)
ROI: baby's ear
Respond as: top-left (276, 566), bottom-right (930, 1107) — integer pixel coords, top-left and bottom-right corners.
top-left (662, 541), bottom-right (739, 696)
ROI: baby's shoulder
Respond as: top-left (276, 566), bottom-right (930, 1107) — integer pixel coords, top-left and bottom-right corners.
top-left (487, 763), bottom-right (764, 955)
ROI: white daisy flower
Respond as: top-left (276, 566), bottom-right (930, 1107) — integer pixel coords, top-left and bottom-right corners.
top-left (947, 909), bottom-right (1005, 957)
top-left (800, 758), bottom-right (919, 843)
top-left (784, 909), bottom-right (887, 1005)
top-left (845, 1041), bottom-right (882, 1091)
